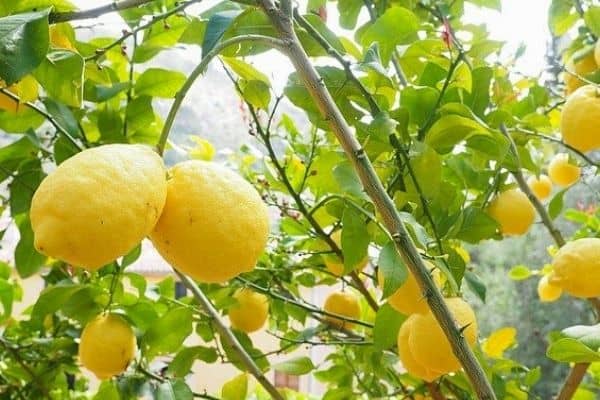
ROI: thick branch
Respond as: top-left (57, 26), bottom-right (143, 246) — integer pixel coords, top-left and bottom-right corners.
top-left (50, 0), bottom-right (155, 23)
top-left (175, 271), bottom-right (284, 400)
top-left (156, 34), bottom-right (285, 155)
top-left (257, 2), bottom-right (496, 398)
top-left (557, 363), bottom-right (590, 400)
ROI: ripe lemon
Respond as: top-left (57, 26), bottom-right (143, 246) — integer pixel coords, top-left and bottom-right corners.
top-left (323, 291), bottom-right (361, 329)
top-left (150, 161), bottom-right (269, 283)
top-left (31, 144), bottom-right (167, 270)
top-left (548, 153), bottom-right (580, 187)
top-left (397, 315), bottom-right (444, 382)
top-left (487, 189), bottom-right (535, 235)
top-left (564, 52), bottom-right (597, 95)
top-left (560, 85), bottom-right (600, 152)
top-left (228, 289), bottom-right (269, 333)
top-left (527, 174), bottom-right (552, 200)
top-left (406, 298), bottom-right (478, 376)
top-left (78, 314), bottom-right (137, 379)
top-left (537, 275), bottom-right (562, 302)
top-left (550, 238), bottom-right (600, 298)
top-left (378, 261), bottom-right (440, 315)
top-left (323, 230), bottom-right (368, 276)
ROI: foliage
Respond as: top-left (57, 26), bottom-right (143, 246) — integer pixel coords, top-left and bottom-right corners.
top-left (0, 0), bottom-right (600, 399)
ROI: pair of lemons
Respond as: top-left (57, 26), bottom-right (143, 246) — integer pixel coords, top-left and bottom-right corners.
top-left (30, 144), bottom-right (270, 379)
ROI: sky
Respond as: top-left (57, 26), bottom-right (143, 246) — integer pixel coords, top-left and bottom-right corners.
top-left (72, 0), bottom-right (552, 77)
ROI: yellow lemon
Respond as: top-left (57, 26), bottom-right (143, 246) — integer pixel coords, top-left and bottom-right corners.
top-left (564, 52), bottom-right (597, 95)
top-left (487, 189), bottom-right (535, 235)
top-left (548, 153), bottom-right (581, 187)
top-left (561, 85), bottom-right (600, 152)
top-left (550, 238), bottom-right (600, 298)
top-left (527, 174), bottom-right (553, 200)
top-left (78, 314), bottom-right (137, 380)
top-left (323, 291), bottom-right (361, 329)
top-left (150, 161), bottom-right (269, 283)
top-left (537, 275), bottom-right (562, 302)
top-left (378, 261), bottom-right (440, 315)
top-left (406, 298), bottom-right (478, 375)
top-left (31, 144), bottom-right (167, 270)
top-left (323, 230), bottom-right (368, 276)
top-left (397, 315), bottom-right (444, 382)
top-left (228, 289), bottom-right (269, 333)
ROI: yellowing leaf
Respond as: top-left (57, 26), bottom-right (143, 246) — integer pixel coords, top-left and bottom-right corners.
top-left (0, 75), bottom-right (38, 113)
top-left (221, 373), bottom-right (248, 400)
top-left (482, 327), bottom-right (517, 358)
top-left (187, 136), bottom-right (215, 161)
top-left (49, 23), bottom-right (76, 51)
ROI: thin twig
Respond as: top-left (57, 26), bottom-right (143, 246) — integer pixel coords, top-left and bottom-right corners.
top-left (50, 0), bottom-right (156, 23)
top-left (517, 128), bottom-right (599, 167)
top-left (175, 271), bottom-right (284, 400)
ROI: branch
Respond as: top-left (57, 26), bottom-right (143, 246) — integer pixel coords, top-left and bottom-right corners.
top-left (50, 0), bottom-right (156, 23)
top-left (256, 1), bottom-right (496, 398)
top-left (174, 271), bottom-right (284, 400)
top-left (517, 128), bottom-right (599, 168)
top-left (557, 363), bottom-right (590, 400)
top-left (0, 88), bottom-right (83, 151)
top-left (156, 34), bottom-right (286, 155)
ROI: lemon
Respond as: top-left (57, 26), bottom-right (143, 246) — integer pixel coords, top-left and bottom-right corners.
top-left (378, 261), bottom-right (439, 315)
top-left (78, 314), bottom-right (137, 380)
top-left (150, 161), bottom-right (269, 283)
top-left (397, 315), bottom-right (444, 382)
top-left (548, 153), bottom-right (580, 187)
top-left (323, 291), bottom-right (361, 329)
top-left (564, 52), bottom-right (597, 95)
top-left (31, 144), bottom-right (167, 270)
top-left (406, 298), bottom-right (478, 376)
top-left (561, 85), bottom-right (600, 152)
top-left (323, 230), bottom-right (368, 276)
top-left (527, 174), bottom-right (552, 200)
top-left (228, 289), bottom-right (269, 333)
top-left (550, 238), bottom-right (600, 298)
top-left (537, 275), bottom-right (562, 302)
top-left (487, 189), bottom-right (535, 235)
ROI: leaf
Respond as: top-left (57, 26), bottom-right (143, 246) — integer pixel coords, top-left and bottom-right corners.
top-left (239, 79), bottom-right (271, 110)
top-left (455, 206), bottom-right (498, 243)
top-left (34, 49), bottom-right (84, 107)
top-left (548, 189), bottom-right (567, 220)
top-left (0, 278), bottom-right (14, 320)
top-left (373, 304), bottom-right (405, 350)
top-left (0, 136), bottom-right (37, 182)
top-left (142, 307), bottom-right (193, 359)
top-left (464, 271), bottom-right (487, 302)
top-left (548, 0), bottom-right (578, 36)
top-left (425, 115), bottom-right (489, 154)
top-left (153, 379), bottom-right (193, 400)
top-left (341, 206), bottom-right (370, 274)
top-left (14, 213), bottom-right (45, 278)
top-left (547, 338), bottom-right (600, 363)
top-left (467, 0), bottom-right (501, 10)
top-left (273, 356), bottom-right (315, 376)
top-left (125, 95), bottom-right (155, 133)
top-left (584, 6), bottom-right (600, 36)
top-left (482, 327), bottom-right (517, 358)
top-left (221, 373), bottom-right (248, 400)
top-left (202, 10), bottom-right (241, 57)
top-left (359, 7), bottom-right (419, 64)
top-left (43, 98), bottom-right (81, 139)
top-left (168, 346), bottom-right (219, 378)
top-left (400, 86), bottom-right (439, 127)
top-left (134, 68), bottom-right (186, 98)
top-left (31, 282), bottom-right (86, 322)
top-left (9, 158), bottom-right (44, 215)
top-left (0, 9), bottom-right (50, 84)
top-left (337, 0), bottom-right (363, 29)
top-left (508, 265), bottom-right (532, 281)
top-left (222, 57), bottom-right (269, 83)
top-left (332, 161), bottom-right (364, 199)
top-left (93, 381), bottom-right (120, 400)
top-left (378, 241), bottom-right (408, 298)
top-left (15, 0), bottom-right (76, 13)
top-left (562, 324), bottom-right (600, 350)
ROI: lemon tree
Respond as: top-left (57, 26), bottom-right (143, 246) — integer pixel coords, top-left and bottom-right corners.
top-left (1, 1), bottom-right (600, 400)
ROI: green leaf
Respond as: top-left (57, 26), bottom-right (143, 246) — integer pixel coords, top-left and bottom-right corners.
top-left (0, 9), bottom-right (50, 84)
top-left (273, 356), bottom-right (315, 376)
top-left (0, 136), bottom-right (36, 182)
top-left (222, 57), bottom-right (269, 83)
top-left (43, 98), bottom-right (82, 139)
top-left (548, 0), bottom-right (578, 36)
top-left (455, 206), bottom-right (497, 243)
top-left (548, 189), bottom-right (567, 220)
top-left (467, 0), bottom-right (501, 10)
top-left (562, 324), bottom-right (600, 350)
top-left (359, 7), bottom-right (419, 64)
top-left (221, 373), bottom-right (248, 400)
top-left (373, 304), bottom-right (405, 350)
top-left (16, 0), bottom-right (76, 13)
top-left (464, 271), bottom-right (486, 302)
top-left (0, 278), bottom-right (14, 320)
top-left (93, 381), bottom-right (120, 400)
top-left (168, 346), bottom-right (219, 378)
top-left (332, 161), bottom-right (364, 199)
top-left (34, 50), bottom-right (84, 107)
top-left (400, 86), bottom-right (439, 128)
top-left (378, 241), bottom-right (408, 298)
top-left (84, 81), bottom-right (129, 103)
top-left (584, 6), bottom-right (600, 36)
top-left (425, 115), bottom-right (489, 154)
top-left (134, 68), bottom-right (186, 98)
top-left (508, 265), bottom-right (532, 281)
top-left (337, 0), bottom-right (363, 29)
top-left (547, 338), bottom-right (600, 363)
top-left (14, 213), bottom-right (45, 278)
top-left (341, 206), bottom-right (370, 274)
top-left (31, 282), bottom-right (86, 322)
top-left (9, 158), bottom-right (44, 215)
top-left (126, 95), bottom-right (155, 133)
top-left (202, 10), bottom-right (241, 57)
top-left (239, 79), bottom-right (271, 110)
top-left (143, 307), bottom-right (193, 359)
top-left (153, 379), bottom-right (193, 400)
